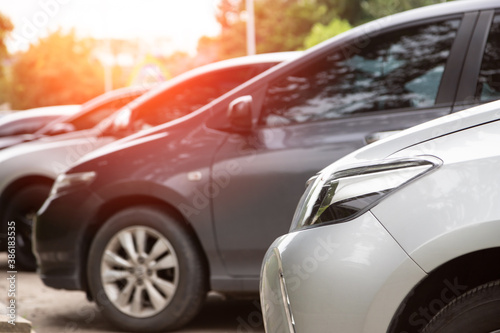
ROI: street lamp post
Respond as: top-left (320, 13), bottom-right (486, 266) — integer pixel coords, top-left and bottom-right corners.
top-left (246, 0), bottom-right (256, 55)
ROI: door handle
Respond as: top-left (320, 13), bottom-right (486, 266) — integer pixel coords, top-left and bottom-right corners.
top-left (365, 130), bottom-right (402, 144)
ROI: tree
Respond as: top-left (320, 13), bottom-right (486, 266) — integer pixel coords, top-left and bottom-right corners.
top-left (10, 30), bottom-right (105, 109)
top-left (0, 12), bottom-right (12, 62)
top-left (0, 12), bottom-right (13, 105)
top-left (253, 0), bottom-right (328, 53)
top-left (197, 0), bottom-right (331, 60)
top-left (304, 0), bottom-right (450, 49)
top-left (361, 0), bottom-right (449, 21)
top-left (196, 0), bottom-right (452, 61)
top-left (304, 17), bottom-right (352, 49)
top-left (196, 0), bottom-right (247, 60)
top-left (316, 0), bottom-right (363, 25)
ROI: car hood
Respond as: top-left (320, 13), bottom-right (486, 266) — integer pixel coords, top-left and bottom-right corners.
top-left (0, 129), bottom-right (107, 165)
top-left (0, 130), bottom-right (117, 197)
top-left (74, 129), bottom-right (172, 170)
top-left (36, 128), bottom-right (99, 143)
top-left (0, 126), bottom-right (91, 150)
top-left (74, 102), bottom-right (207, 168)
top-left (0, 134), bottom-right (35, 150)
top-left (322, 100), bottom-right (500, 172)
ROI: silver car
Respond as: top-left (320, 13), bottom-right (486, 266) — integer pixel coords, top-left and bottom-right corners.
top-left (261, 99), bottom-right (500, 333)
top-left (0, 105), bottom-right (80, 138)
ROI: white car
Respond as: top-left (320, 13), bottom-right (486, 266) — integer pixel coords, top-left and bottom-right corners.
top-left (0, 105), bottom-right (80, 138)
top-left (0, 87), bottom-right (147, 150)
top-left (261, 99), bottom-right (500, 333)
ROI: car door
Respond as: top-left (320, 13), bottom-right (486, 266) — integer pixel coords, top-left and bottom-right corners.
top-left (211, 14), bottom-right (474, 277)
top-left (454, 10), bottom-right (500, 111)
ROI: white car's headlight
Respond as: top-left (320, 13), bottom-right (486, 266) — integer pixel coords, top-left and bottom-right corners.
top-left (290, 156), bottom-right (442, 231)
top-left (50, 171), bottom-right (96, 197)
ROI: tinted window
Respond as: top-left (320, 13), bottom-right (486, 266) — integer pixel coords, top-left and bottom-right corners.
top-left (260, 19), bottom-right (460, 126)
top-left (131, 64), bottom-right (270, 131)
top-left (476, 15), bottom-right (500, 102)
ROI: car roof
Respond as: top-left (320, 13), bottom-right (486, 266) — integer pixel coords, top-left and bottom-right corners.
top-left (79, 86), bottom-right (149, 112)
top-left (186, 51), bottom-right (303, 73)
top-left (382, 0), bottom-right (499, 25)
top-left (129, 51), bottom-right (303, 110)
top-left (297, 0), bottom-right (497, 63)
top-left (0, 105), bottom-right (81, 125)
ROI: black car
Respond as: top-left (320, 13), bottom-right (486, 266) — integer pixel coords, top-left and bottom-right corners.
top-left (36, 1), bottom-right (500, 331)
top-left (1, 53), bottom-right (297, 270)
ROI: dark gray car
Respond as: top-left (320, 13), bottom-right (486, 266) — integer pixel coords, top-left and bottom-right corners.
top-left (36, 1), bottom-right (500, 331)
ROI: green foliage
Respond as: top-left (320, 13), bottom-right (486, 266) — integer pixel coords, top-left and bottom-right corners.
top-left (304, 17), bottom-right (352, 49)
top-left (361, 0), bottom-right (448, 21)
top-left (253, 0), bottom-right (328, 53)
top-left (198, 0), bottom-right (330, 60)
top-left (197, 0), bottom-right (452, 60)
top-left (315, 0), bottom-right (363, 25)
top-left (10, 30), bottom-right (105, 109)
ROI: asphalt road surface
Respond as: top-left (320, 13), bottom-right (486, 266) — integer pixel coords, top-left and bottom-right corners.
top-left (0, 254), bottom-right (265, 333)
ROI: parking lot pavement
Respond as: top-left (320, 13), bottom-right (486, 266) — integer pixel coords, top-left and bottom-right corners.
top-left (0, 254), bottom-right (265, 333)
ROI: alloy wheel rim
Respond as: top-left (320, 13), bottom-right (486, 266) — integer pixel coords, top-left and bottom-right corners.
top-left (100, 226), bottom-right (179, 318)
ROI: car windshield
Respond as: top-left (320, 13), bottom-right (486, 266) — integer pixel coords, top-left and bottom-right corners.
top-left (35, 89), bottom-right (145, 136)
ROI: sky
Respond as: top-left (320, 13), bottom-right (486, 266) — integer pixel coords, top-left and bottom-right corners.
top-left (0, 0), bottom-right (222, 55)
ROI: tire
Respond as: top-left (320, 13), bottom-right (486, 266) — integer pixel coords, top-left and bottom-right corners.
top-left (422, 280), bottom-right (500, 333)
top-left (87, 206), bottom-right (208, 332)
top-left (3, 183), bottom-right (51, 271)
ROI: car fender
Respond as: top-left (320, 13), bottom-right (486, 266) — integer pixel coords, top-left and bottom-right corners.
top-left (90, 179), bottom-right (225, 279)
top-left (0, 135), bottom-right (115, 197)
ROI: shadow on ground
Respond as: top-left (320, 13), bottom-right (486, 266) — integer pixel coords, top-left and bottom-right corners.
top-left (0, 253), bottom-right (264, 333)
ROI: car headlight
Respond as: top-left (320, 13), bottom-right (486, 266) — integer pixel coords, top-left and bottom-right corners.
top-left (290, 156), bottom-right (442, 231)
top-left (50, 171), bottom-right (96, 197)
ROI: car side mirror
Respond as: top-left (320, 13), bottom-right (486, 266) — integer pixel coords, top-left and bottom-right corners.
top-left (227, 95), bottom-right (254, 133)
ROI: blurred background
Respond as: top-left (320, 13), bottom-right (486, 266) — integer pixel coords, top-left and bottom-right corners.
top-left (0, 0), bottom-right (449, 111)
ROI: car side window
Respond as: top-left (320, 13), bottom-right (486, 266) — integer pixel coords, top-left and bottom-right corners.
top-left (260, 19), bottom-right (460, 127)
top-left (476, 15), bottom-right (500, 102)
top-left (132, 65), bottom-right (268, 130)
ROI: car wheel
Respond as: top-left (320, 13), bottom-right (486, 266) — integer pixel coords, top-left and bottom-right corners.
top-left (87, 206), bottom-right (208, 332)
top-left (422, 280), bottom-right (500, 333)
top-left (3, 183), bottom-right (51, 271)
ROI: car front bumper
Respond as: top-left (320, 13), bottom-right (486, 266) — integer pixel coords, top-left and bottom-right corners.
top-left (34, 188), bottom-right (103, 291)
top-left (260, 211), bottom-right (427, 333)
